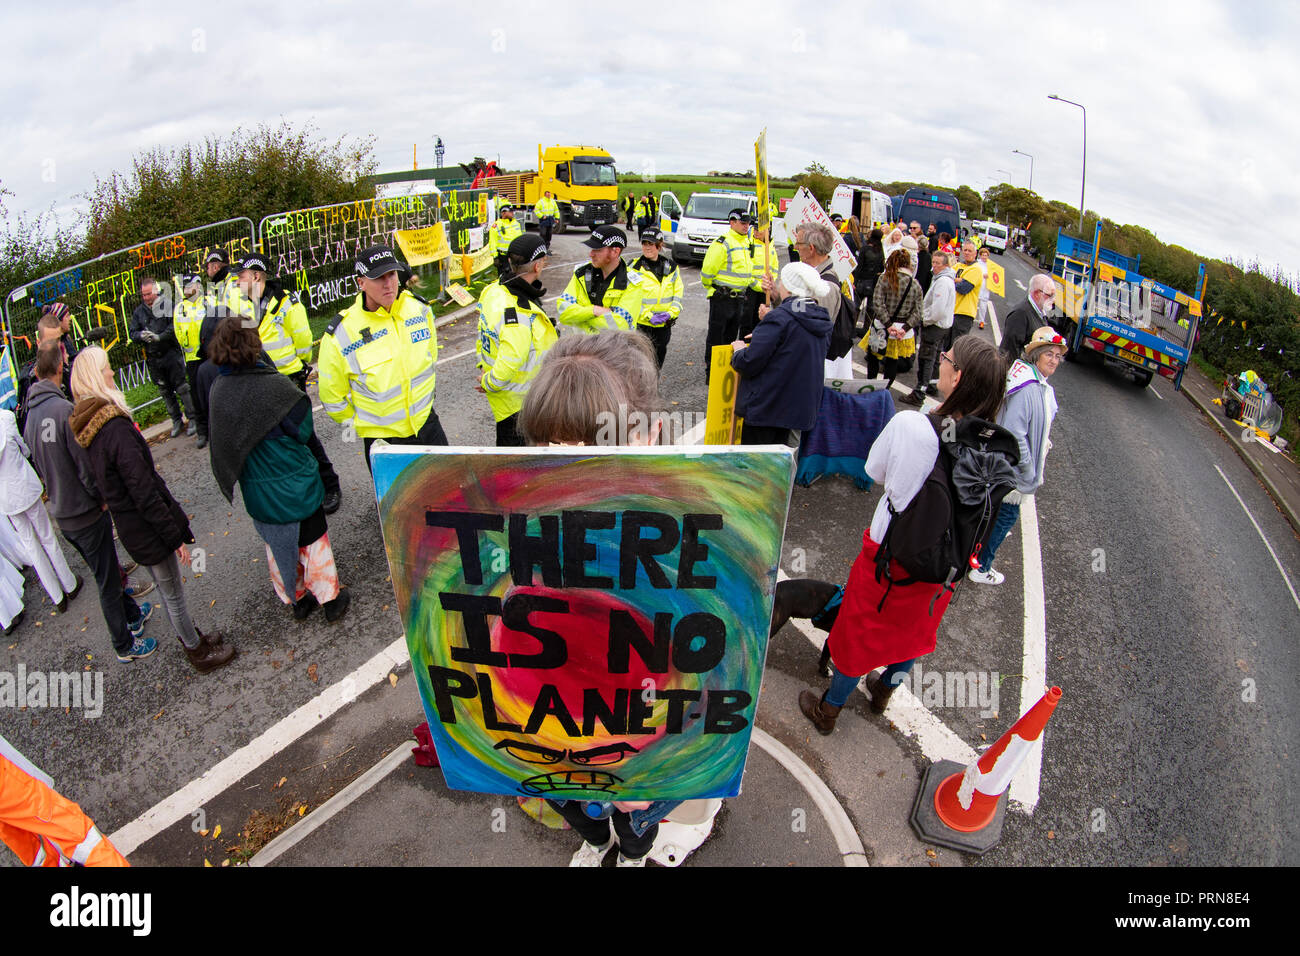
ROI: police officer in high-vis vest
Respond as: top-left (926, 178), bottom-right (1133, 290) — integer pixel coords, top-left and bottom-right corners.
top-left (628, 227), bottom-right (683, 370)
top-left (476, 234), bottom-right (558, 446)
top-left (557, 225), bottom-right (644, 334)
top-left (173, 274), bottom-right (208, 446)
top-left (700, 208), bottom-right (755, 380)
top-left (535, 191), bottom-right (560, 250)
top-left (318, 245), bottom-right (446, 472)
top-left (491, 204), bottom-right (524, 278)
top-left (743, 222), bottom-right (779, 339)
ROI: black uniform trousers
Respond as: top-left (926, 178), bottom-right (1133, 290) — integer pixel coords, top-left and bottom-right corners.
top-left (362, 411), bottom-right (449, 474)
top-left (704, 289), bottom-right (746, 381)
top-left (148, 350), bottom-right (196, 426)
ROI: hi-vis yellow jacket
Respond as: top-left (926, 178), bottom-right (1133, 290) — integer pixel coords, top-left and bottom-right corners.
top-left (748, 236), bottom-right (779, 292)
top-left (476, 280), bottom-right (558, 421)
top-left (237, 289), bottom-right (314, 376)
top-left (628, 255), bottom-right (683, 326)
top-left (557, 261), bottom-right (644, 333)
top-left (491, 217), bottom-right (523, 254)
top-left (701, 230), bottom-right (755, 294)
top-left (318, 290), bottom-right (439, 438)
top-left (534, 197), bottom-right (560, 220)
top-left (173, 298), bottom-right (205, 363)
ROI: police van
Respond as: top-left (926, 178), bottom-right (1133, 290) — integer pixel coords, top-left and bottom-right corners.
top-left (658, 190), bottom-right (758, 266)
top-left (971, 219), bottom-right (1009, 254)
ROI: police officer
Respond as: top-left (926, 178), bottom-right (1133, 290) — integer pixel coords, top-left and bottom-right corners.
top-left (535, 190), bottom-right (560, 250)
top-left (743, 221), bottom-right (779, 340)
top-left (634, 195), bottom-right (651, 235)
top-left (475, 234), bottom-right (557, 446)
top-left (129, 276), bottom-right (198, 438)
top-left (557, 225), bottom-right (644, 334)
top-left (234, 255), bottom-right (314, 390)
top-left (318, 245), bottom-right (446, 472)
top-left (203, 247), bottom-right (241, 318)
top-left (700, 209), bottom-right (755, 380)
top-left (628, 227), bottom-right (682, 370)
top-left (173, 274), bottom-right (207, 446)
top-left (490, 205), bottom-right (524, 277)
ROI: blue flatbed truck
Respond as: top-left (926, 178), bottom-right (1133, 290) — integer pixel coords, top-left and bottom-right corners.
top-left (1050, 224), bottom-right (1205, 390)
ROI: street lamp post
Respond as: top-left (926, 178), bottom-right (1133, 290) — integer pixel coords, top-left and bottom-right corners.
top-left (1048, 94), bottom-right (1086, 234)
top-left (1012, 149), bottom-right (1034, 191)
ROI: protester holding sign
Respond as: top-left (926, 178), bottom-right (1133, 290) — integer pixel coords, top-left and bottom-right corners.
top-left (799, 335), bottom-right (1007, 732)
top-left (318, 245), bottom-right (446, 472)
top-left (731, 262), bottom-right (833, 447)
top-left (475, 235), bottom-right (558, 447)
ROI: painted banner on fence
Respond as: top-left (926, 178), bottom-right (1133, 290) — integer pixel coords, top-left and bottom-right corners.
top-left (3, 218), bottom-right (254, 375)
top-left (448, 244), bottom-right (496, 282)
top-left (373, 445), bottom-right (794, 800)
top-left (395, 223), bottom-right (451, 266)
top-left (259, 194), bottom-right (444, 313)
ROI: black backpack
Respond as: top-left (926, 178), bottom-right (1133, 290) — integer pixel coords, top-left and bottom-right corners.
top-left (826, 286), bottom-right (857, 360)
top-left (873, 415), bottom-right (1020, 613)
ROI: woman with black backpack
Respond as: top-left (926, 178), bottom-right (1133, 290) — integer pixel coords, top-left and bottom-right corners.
top-left (799, 335), bottom-right (1008, 734)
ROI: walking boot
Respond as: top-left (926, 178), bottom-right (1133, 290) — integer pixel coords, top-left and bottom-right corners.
top-left (798, 690), bottom-right (841, 736)
top-left (864, 671), bottom-right (898, 714)
top-left (182, 632), bottom-right (235, 673)
top-left (170, 420), bottom-right (184, 438)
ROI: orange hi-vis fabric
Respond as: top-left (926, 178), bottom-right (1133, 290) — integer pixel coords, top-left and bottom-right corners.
top-left (1, 736), bottom-right (128, 867)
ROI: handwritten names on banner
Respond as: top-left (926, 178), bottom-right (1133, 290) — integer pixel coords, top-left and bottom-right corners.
top-left (372, 446), bottom-right (795, 800)
top-left (4, 218), bottom-right (254, 369)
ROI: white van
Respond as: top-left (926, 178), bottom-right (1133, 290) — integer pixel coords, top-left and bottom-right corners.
top-left (830, 184), bottom-right (892, 227)
top-left (659, 190), bottom-right (758, 266)
top-left (972, 219), bottom-right (1009, 254)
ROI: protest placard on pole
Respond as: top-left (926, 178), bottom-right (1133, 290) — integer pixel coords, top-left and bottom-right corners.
top-left (373, 445), bottom-right (795, 801)
top-left (783, 186), bottom-right (857, 283)
top-left (704, 345), bottom-right (743, 444)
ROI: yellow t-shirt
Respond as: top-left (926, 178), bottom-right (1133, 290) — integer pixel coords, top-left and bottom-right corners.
top-left (953, 261), bottom-right (984, 318)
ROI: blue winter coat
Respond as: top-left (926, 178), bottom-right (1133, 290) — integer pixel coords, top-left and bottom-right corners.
top-left (731, 296), bottom-right (833, 431)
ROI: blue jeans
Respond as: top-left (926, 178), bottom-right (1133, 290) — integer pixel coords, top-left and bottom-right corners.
top-left (978, 501), bottom-right (1021, 573)
top-left (825, 657), bottom-right (918, 708)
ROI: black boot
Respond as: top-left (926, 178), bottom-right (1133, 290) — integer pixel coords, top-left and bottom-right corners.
top-left (864, 671), bottom-right (898, 714)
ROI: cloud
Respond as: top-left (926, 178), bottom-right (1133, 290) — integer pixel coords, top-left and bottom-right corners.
top-left (0, 0), bottom-right (1295, 279)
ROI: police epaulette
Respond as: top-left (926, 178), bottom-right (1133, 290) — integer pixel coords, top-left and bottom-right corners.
top-left (714, 235), bottom-right (727, 242)
top-left (504, 307), bottom-right (519, 325)
top-left (325, 314), bottom-right (345, 335)
top-left (405, 290), bottom-right (431, 305)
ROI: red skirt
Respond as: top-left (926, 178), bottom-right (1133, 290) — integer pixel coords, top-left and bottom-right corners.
top-left (825, 531), bottom-right (954, 678)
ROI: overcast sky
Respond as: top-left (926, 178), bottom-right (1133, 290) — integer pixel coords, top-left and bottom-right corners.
top-left (1, 0), bottom-right (1294, 281)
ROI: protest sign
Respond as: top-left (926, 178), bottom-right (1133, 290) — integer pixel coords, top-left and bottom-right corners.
top-left (373, 445), bottom-right (795, 800)
top-left (704, 345), bottom-right (743, 444)
top-left (754, 130), bottom-right (769, 232)
top-left (395, 223), bottom-right (451, 266)
top-left (783, 187), bottom-right (857, 283)
top-left (259, 194), bottom-right (444, 313)
top-left (445, 283), bottom-right (476, 307)
top-left (3, 217), bottom-right (254, 383)
top-left (985, 260), bottom-right (1006, 298)
top-left (449, 244), bottom-right (496, 282)
top-left (823, 377), bottom-right (887, 394)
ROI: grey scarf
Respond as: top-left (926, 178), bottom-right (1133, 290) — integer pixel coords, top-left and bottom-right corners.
top-left (208, 364), bottom-right (304, 503)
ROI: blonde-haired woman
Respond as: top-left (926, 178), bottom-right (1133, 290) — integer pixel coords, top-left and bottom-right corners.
top-left (68, 348), bottom-right (234, 674)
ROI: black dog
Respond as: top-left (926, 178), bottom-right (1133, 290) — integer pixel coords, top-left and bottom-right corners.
top-left (771, 578), bottom-right (842, 677)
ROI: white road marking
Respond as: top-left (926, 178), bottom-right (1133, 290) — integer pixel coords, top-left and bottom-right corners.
top-left (109, 636), bottom-right (411, 857)
top-left (1148, 383), bottom-right (1164, 399)
top-left (988, 302), bottom-right (1001, 346)
top-left (1009, 494), bottom-right (1048, 813)
top-left (437, 348), bottom-right (475, 365)
top-left (1214, 465), bottom-right (1300, 613)
top-left (1014, 279), bottom-right (1027, 292)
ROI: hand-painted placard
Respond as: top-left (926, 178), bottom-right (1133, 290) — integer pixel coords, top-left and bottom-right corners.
top-left (704, 345), bottom-right (743, 444)
top-left (373, 445), bottom-right (795, 801)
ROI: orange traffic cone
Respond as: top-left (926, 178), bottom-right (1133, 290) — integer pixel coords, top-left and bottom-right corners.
top-left (910, 686), bottom-right (1062, 854)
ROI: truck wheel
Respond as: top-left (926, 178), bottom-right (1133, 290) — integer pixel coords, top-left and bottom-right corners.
top-left (555, 210), bottom-right (568, 236)
top-left (1133, 369), bottom-right (1154, 387)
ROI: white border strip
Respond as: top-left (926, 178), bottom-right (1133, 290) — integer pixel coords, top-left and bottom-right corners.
top-left (110, 636), bottom-right (411, 857)
top-left (1009, 495), bottom-right (1048, 813)
top-left (1215, 465), bottom-right (1300, 613)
